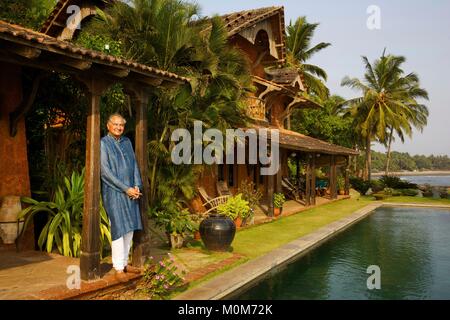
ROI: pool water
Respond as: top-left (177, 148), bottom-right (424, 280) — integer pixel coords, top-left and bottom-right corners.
top-left (236, 207), bottom-right (450, 300)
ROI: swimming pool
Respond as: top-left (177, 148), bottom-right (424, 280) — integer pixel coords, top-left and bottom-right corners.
top-left (235, 207), bottom-right (450, 300)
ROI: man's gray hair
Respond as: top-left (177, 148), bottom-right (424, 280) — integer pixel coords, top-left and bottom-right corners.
top-left (107, 113), bottom-right (127, 124)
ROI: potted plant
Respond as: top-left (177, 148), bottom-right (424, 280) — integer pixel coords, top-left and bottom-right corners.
top-left (217, 194), bottom-right (250, 228)
top-left (273, 193), bottom-right (286, 217)
top-left (151, 208), bottom-right (195, 249)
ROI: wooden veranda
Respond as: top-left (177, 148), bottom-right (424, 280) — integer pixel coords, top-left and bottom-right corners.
top-left (0, 20), bottom-right (188, 280)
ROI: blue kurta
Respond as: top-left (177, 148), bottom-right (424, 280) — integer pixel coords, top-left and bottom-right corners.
top-left (100, 134), bottom-right (143, 241)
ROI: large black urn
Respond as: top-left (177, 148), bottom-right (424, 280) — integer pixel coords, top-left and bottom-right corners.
top-left (199, 214), bottom-right (236, 251)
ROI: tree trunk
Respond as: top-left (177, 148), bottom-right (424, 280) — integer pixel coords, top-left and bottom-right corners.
top-left (385, 127), bottom-right (394, 176)
top-left (366, 135), bottom-right (372, 182)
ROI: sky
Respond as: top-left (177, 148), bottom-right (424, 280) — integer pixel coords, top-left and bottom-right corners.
top-left (194, 0), bottom-right (450, 157)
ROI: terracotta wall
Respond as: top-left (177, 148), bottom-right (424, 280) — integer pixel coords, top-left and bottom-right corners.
top-left (0, 62), bottom-right (33, 249)
top-left (0, 63), bottom-right (31, 198)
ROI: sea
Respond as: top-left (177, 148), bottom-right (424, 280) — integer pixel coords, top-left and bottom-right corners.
top-left (397, 175), bottom-right (450, 187)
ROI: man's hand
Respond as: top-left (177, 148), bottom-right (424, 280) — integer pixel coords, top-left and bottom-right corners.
top-left (126, 187), bottom-right (142, 200)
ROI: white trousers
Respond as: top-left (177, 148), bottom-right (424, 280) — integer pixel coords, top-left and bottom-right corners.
top-left (111, 231), bottom-right (134, 271)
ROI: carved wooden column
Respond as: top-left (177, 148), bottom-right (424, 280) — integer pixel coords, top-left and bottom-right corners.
top-left (131, 90), bottom-right (151, 267)
top-left (79, 77), bottom-right (110, 281)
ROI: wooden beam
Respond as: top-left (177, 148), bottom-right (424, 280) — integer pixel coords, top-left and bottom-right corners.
top-left (7, 44), bottom-right (41, 59)
top-left (305, 155), bottom-right (311, 206)
top-left (345, 156), bottom-right (350, 196)
top-left (330, 155), bottom-right (338, 200)
top-left (57, 56), bottom-right (93, 70)
top-left (267, 173), bottom-right (275, 217)
top-left (132, 91), bottom-right (152, 268)
top-left (311, 153), bottom-right (316, 205)
top-left (79, 77), bottom-right (110, 281)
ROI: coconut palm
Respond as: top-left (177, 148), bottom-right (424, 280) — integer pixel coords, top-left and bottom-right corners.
top-left (286, 16), bottom-right (331, 99)
top-left (341, 53), bottom-right (428, 180)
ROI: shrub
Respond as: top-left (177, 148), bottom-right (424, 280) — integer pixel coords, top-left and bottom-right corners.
top-left (150, 207), bottom-right (195, 236)
top-left (400, 189), bottom-right (419, 197)
top-left (383, 188), bottom-right (394, 196)
top-left (137, 255), bottom-right (186, 300)
top-left (379, 175), bottom-right (417, 189)
top-left (217, 194), bottom-right (250, 220)
top-left (370, 179), bottom-right (384, 193)
top-left (349, 177), bottom-right (371, 195)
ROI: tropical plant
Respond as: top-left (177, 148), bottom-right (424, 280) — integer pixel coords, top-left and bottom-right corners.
top-left (286, 16), bottom-right (331, 99)
top-left (379, 175), bottom-right (417, 189)
top-left (137, 255), bottom-right (186, 300)
top-left (273, 193), bottom-right (286, 208)
top-left (341, 52), bottom-right (429, 180)
top-left (150, 207), bottom-right (195, 236)
top-left (237, 180), bottom-right (262, 210)
top-left (217, 194), bottom-right (250, 221)
top-left (18, 168), bottom-right (111, 257)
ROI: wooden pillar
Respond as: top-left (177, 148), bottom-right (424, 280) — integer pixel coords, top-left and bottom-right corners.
top-left (295, 156), bottom-right (300, 188)
top-left (268, 174), bottom-right (275, 217)
top-left (305, 155), bottom-right (311, 206)
top-left (80, 78), bottom-right (109, 281)
top-left (311, 153), bottom-right (316, 205)
top-left (132, 91), bottom-right (151, 267)
top-left (330, 155), bottom-right (337, 200)
top-left (345, 156), bottom-right (350, 196)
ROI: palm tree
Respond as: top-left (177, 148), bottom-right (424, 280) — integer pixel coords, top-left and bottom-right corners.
top-left (286, 16), bottom-right (331, 99)
top-left (341, 53), bottom-right (428, 180)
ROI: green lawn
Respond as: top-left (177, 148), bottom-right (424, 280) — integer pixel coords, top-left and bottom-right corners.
top-left (232, 195), bottom-right (373, 259)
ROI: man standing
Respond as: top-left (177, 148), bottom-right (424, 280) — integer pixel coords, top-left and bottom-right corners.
top-left (100, 113), bottom-right (143, 282)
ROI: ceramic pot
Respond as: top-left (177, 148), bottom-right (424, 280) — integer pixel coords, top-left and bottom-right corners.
top-left (199, 214), bottom-right (235, 251)
top-left (0, 196), bottom-right (24, 244)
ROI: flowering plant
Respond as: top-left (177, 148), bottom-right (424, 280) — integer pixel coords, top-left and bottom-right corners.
top-left (137, 255), bottom-right (186, 299)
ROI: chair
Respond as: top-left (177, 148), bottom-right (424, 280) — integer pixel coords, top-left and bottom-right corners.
top-left (197, 186), bottom-right (230, 216)
top-left (281, 177), bottom-right (301, 201)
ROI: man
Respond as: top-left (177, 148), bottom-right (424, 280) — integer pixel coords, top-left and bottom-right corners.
top-left (100, 113), bottom-right (143, 282)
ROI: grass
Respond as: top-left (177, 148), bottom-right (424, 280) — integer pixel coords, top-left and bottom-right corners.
top-left (231, 194), bottom-right (372, 259)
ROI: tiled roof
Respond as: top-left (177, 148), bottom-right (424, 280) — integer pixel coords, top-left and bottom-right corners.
top-left (219, 6), bottom-right (284, 36)
top-left (0, 20), bottom-right (188, 83)
top-left (250, 125), bottom-right (359, 156)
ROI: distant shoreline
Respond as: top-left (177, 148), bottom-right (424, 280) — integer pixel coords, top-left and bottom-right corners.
top-left (372, 171), bottom-right (450, 176)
